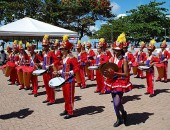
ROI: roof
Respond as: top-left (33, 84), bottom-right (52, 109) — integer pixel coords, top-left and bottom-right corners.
top-left (0, 17), bottom-right (78, 38)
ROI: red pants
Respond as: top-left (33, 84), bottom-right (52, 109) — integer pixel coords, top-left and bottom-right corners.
top-left (79, 66), bottom-right (86, 87)
top-left (10, 68), bottom-right (18, 84)
top-left (31, 75), bottom-right (38, 94)
top-left (96, 70), bottom-right (105, 92)
top-left (43, 73), bottom-right (55, 103)
top-left (88, 63), bottom-right (94, 80)
top-left (62, 81), bottom-right (75, 115)
top-left (146, 69), bottom-right (154, 94)
top-left (157, 63), bottom-right (168, 81)
top-left (137, 69), bottom-right (144, 78)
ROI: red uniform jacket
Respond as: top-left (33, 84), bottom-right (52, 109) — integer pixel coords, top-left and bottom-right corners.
top-left (134, 51), bottom-right (147, 63)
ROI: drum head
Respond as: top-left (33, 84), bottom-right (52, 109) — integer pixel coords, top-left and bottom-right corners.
top-left (49, 77), bottom-right (65, 88)
top-left (32, 69), bottom-right (46, 76)
top-left (88, 66), bottom-right (98, 70)
top-left (138, 66), bottom-right (150, 71)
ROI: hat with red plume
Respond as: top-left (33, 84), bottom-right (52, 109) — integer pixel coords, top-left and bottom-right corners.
top-left (42, 35), bottom-right (50, 46)
top-left (60, 35), bottom-right (73, 50)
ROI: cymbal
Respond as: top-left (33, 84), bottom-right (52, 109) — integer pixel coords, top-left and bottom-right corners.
top-left (99, 62), bottom-right (118, 78)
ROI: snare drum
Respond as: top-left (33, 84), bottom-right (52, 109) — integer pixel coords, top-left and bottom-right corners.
top-left (16, 66), bottom-right (24, 85)
top-left (138, 66), bottom-right (150, 71)
top-left (75, 71), bottom-right (81, 84)
top-left (132, 62), bottom-right (139, 75)
top-left (49, 77), bottom-right (65, 88)
top-left (5, 62), bottom-right (16, 77)
top-left (23, 66), bottom-right (34, 87)
top-left (156, 63), bottom-right (164, 78)
top-left (32, 69), bottom-right (47, 76)
top-left (0, 65), bottom-right (6, 74)
top-left (88, 65), bottom-right (99, 70)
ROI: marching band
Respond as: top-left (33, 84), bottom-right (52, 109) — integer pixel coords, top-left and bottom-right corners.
top-left (1, 33), bottom-right (170, 127)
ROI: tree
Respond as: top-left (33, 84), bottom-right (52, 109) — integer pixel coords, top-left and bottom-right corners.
top-left (57, 0), bottom-right (114, 39)
top-left (95, 1), bottom-right (170, 43)
top-left (0, 0), bottom-right (43, 24)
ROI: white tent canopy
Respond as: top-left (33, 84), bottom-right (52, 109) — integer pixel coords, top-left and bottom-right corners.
top-left (0, 17), bottom-right (78, 39)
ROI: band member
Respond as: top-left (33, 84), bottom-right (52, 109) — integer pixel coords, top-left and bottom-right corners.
top-left (17, 41), bottom-right (30, 90)
top-left (144, 39), bottom-right (160, 97)
top-left (76, 40), bottom-right (87, 88)
top-left (8, 40), bottom-right (20, 85)
top-left (28, 43), bottom-right (43, 97)
top-left (95, 42), bottom-right (109, 94)
top-left (134, 41), bottom-right (147, 78)
top-left (86, 41), bottom-right (96, 81)
top-left (41, 35), bottom-right (56, 105)
top-left (156, 40), bottom-right (169, 83)
top-left (56, 35), bottom-right (79, 119)
top-left (104, 33), bottom-right (133, 127)
top-left (123, 41), bottom-right (135, 75)
top-left (5, 44), bottom-right (12, 62)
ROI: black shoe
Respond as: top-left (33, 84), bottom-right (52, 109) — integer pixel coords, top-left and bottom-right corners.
top-left (144, 92), bottom-right (149, 95)
top-left (19, 88), bottom-right (24, 90)
top-left (113, 117), bottom-right (122, 127)
top-left (60, 111), bottom-right (68, 116)
top-left (25, 88), bottom-right (30, 90)
top-left (155, 79), bottom-right (160, 82)
top-left (47, 102), bottom-right (55, 106)
top-left (28, 93), bottom-right (33, 95)
top-left (64, 114), bottom-right (73, 119)
top-left (164, 80), bottom-right (167, 83)
top-left (34, 94), bottom-right (38, 97)
top-left (149, 94), bottom-right (154, 97)
top-left (122, 111), bottom-right (127, 125)
top-left (42, 100), bottom-right (48, 103)
top-left (94, 90), bottom-right (99, 93)
top-left (134, 76), bottom-right (140, 78)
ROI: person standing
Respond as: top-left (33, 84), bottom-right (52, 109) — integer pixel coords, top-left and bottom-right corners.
top-left (57, 35), bottom-right (79, 119)
top-left (28, 43), bottom-right (43, 97)
top-left (95, 41), bottom-right (109, 94)
top-left (104, 33), bottom-right (133, 127)
top-left (41, 35), bottom-right (56, 105)
top-left (144, 39), bottom-right (160, 97)
top-left (76, 40), bottom-right (87, 89)
top-left (156, 40), bottom-right (169, 83)
top-left (134, 41), bottom-right (147, 78)
top-left (86, 41), bottom-right (96, 81)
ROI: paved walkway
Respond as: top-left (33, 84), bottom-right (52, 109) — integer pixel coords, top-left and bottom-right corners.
top-left (0, 63), bottom-right (170, 130)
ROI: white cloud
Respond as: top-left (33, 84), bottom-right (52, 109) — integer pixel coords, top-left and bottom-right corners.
top-left (111, 2), bottom-right (120, 14)
top-left (117, 14), bottom-right (127, 18)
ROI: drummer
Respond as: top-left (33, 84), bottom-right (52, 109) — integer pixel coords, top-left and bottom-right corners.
top-left (134, 41), bottom-right (147, 78)
top-left (40, 35), bottom-right (56, 105)
top-left (17, 41), bottom-right (30, 90)
top-left (28, 43), bottom-right (43, 97)
top-left (156, 40), bottom-right (169, 83)
top-left (86, 40), bottom-right (96, 81)
top-left (56, 35), bottom-right (79, 119)
top-left (144, 39), bottom-right (160, 97)
top-left (75, 40), bottom-right (87, 89)
top-left (122, 40), bottom-right (135, 75)
top-left (104, 33), bottom-right (133, 127)
top-left (95, 41), bottom-right (109, 94)
top-left (8, 40), bottom-right (20, 85)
